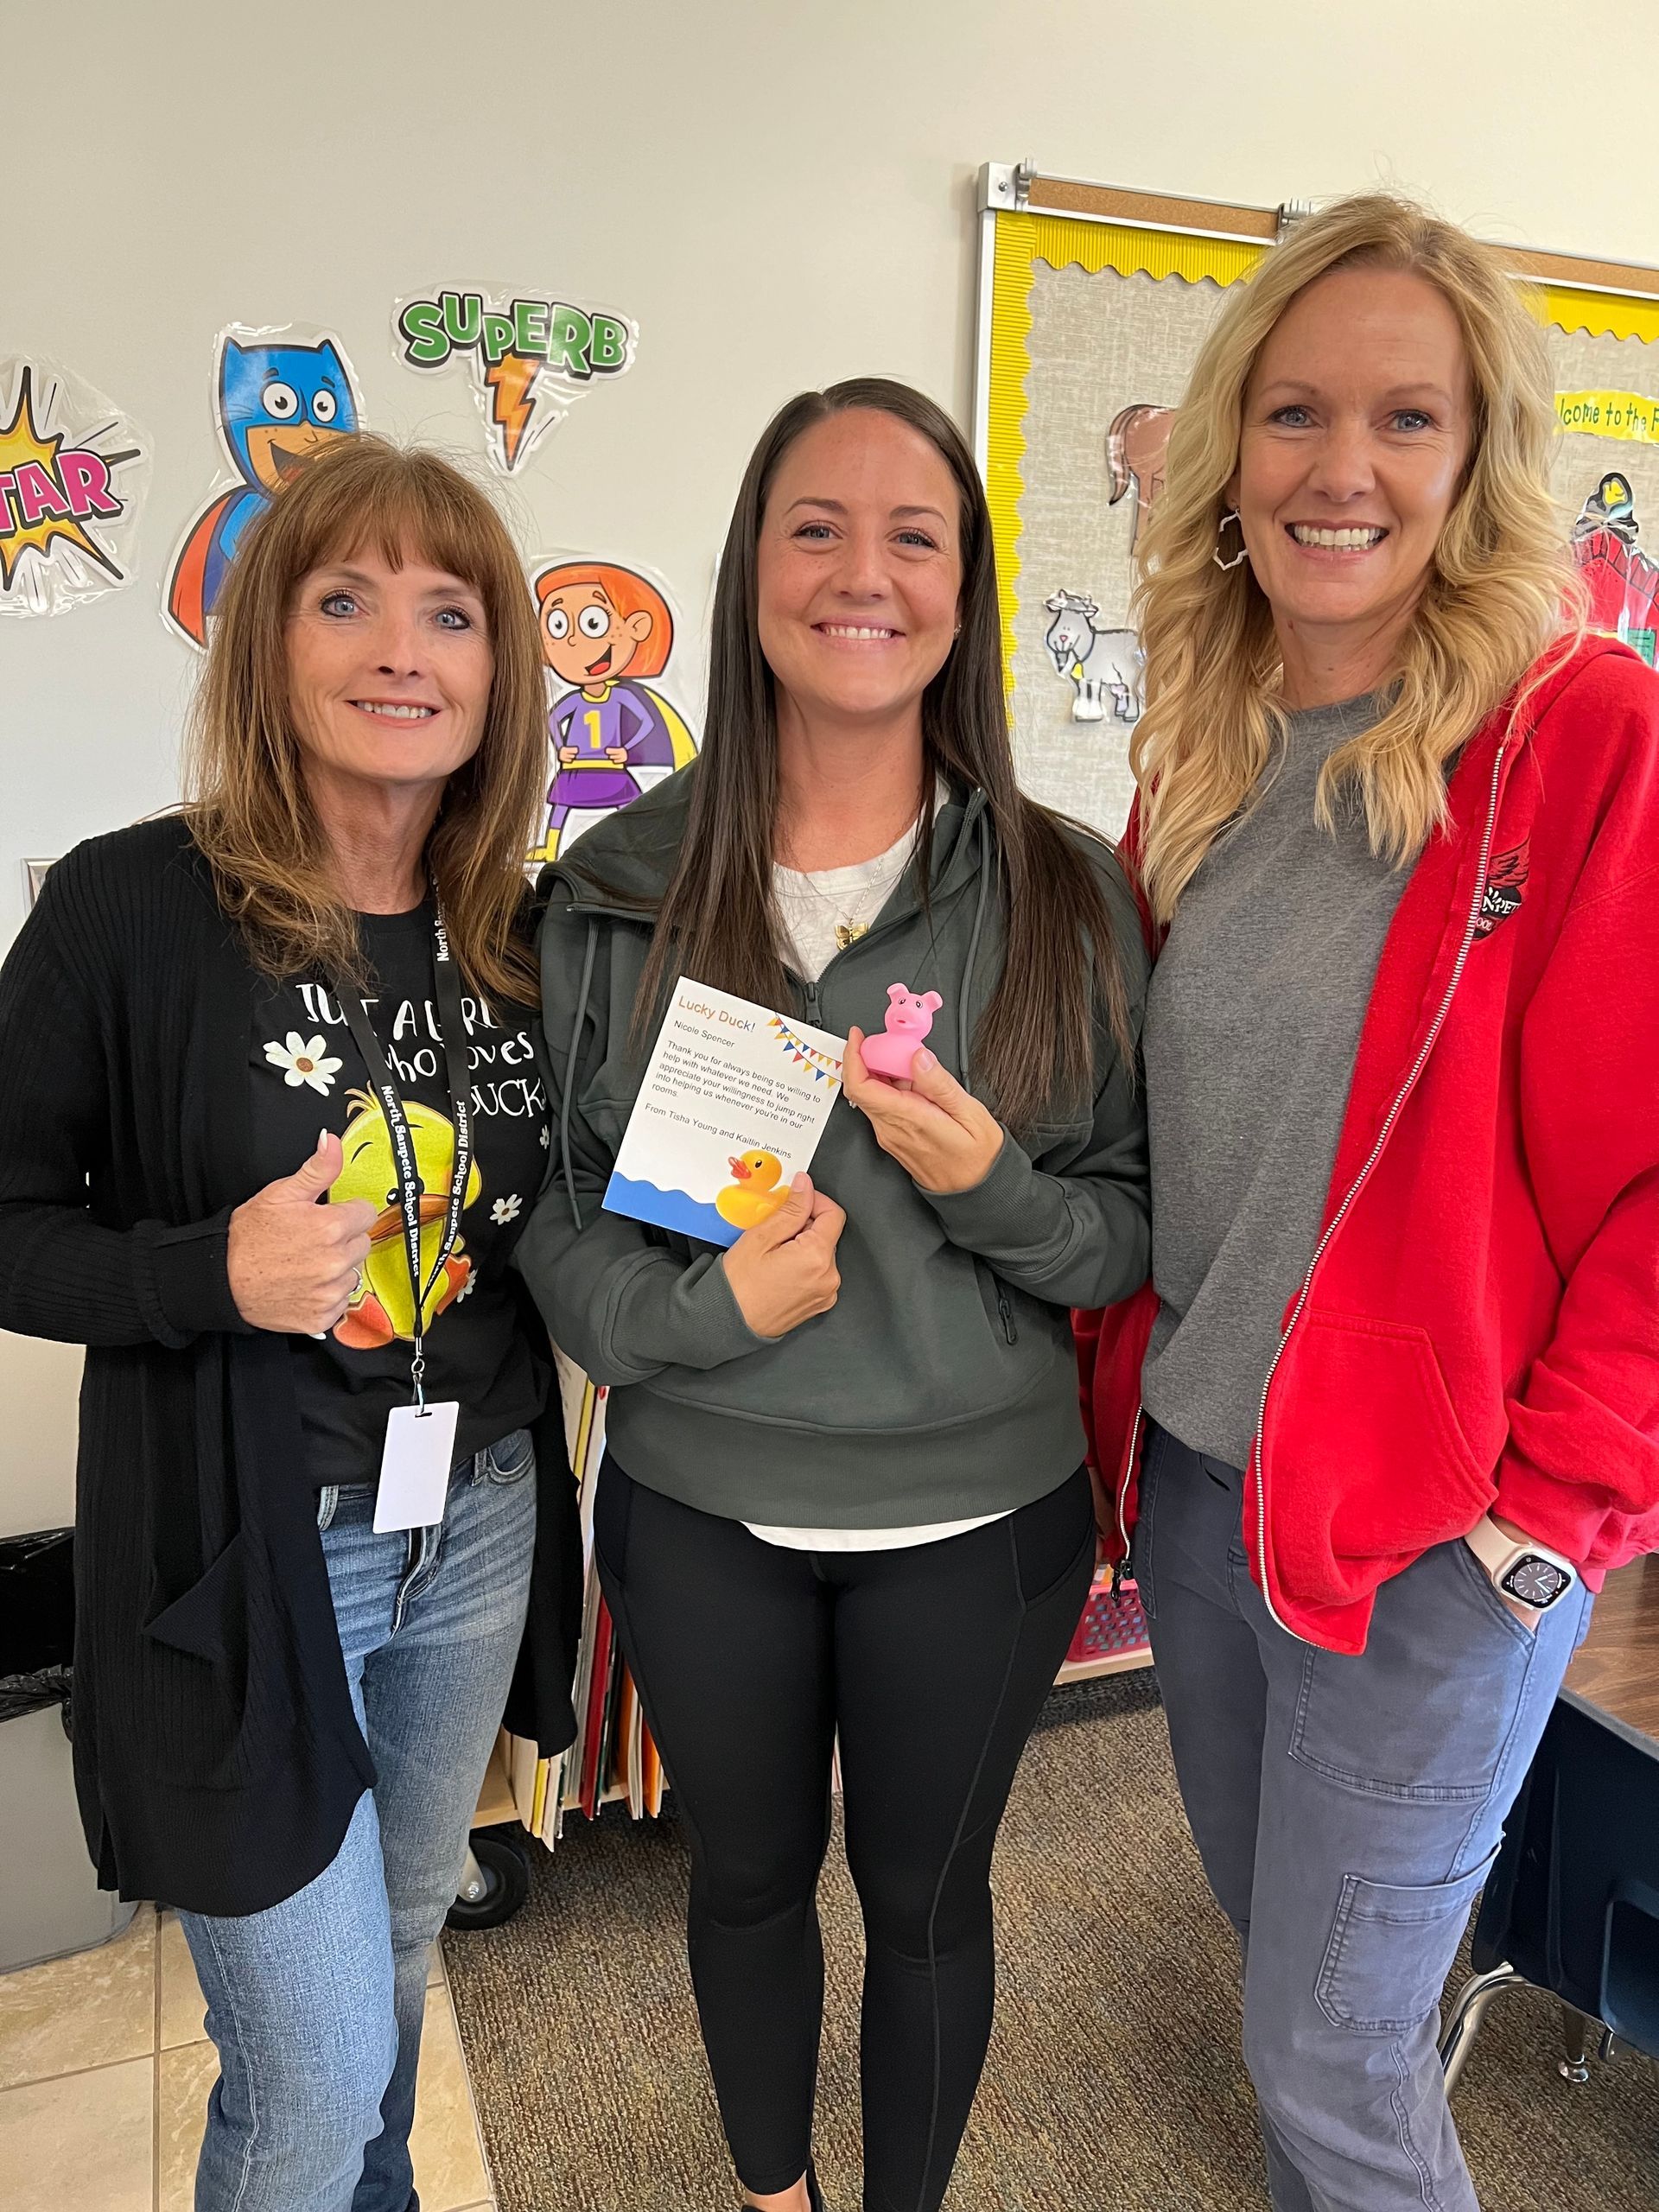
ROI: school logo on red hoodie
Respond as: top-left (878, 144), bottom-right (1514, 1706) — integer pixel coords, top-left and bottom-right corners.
top-left (1476, 840), bottom-right (1529, 937)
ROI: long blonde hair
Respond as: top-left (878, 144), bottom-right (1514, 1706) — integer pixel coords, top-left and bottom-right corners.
top-left (184, 437), bottom-right (545, 1003)
top-left (1131, 193), bottom-right (1580, 924)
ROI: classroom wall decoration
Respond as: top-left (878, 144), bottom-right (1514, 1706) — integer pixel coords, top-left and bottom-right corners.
top-left (165, 324), bottom-right (365, 647)
top-left (1556, 372), bottom-right (1659, 664)
top-left (0, 359), bottom-right (149, 619)
top-left (396, 287), bottom-right (639, 475)
top-left (529, 552), bottom-right (697, 864)
top-left (975, 170), bottom-right (1659, 838)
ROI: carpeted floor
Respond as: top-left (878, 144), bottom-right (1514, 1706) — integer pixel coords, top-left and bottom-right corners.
top-left (444, 1675), bottom-right (1659, 2210)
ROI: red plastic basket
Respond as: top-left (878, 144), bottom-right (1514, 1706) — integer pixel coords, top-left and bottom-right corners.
top-left (1065, 1568), bottom-right (1150, 1667)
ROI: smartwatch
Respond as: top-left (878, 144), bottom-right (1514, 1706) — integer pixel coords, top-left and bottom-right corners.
top-left (1464, 1515), bottom-right (1578, 1612)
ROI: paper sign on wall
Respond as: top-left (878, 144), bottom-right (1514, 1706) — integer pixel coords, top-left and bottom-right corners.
top-left (396, 288), bottom-right (638, 474)
top-left (0, 359), bottom-right (149, 619)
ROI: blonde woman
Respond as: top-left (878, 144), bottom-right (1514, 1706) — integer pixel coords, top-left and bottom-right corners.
top-left (1077, 194), bottom-right (1659, 2207)
top-left (0, 440), bottom-right (579, 2212)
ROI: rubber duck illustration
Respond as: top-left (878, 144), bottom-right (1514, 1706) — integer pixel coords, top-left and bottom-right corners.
top-left (715, 1150), bottom-right (789, 1232)
top-left (328, 1090), bottom-right (482, 1350)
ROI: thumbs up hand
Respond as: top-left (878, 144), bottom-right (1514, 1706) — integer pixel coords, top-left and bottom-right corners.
top-left (226, 1129), bottom-right (378, 1334)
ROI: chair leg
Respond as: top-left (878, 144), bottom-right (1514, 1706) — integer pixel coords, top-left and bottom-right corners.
top-left (1559, 2004), bottom-right (1592, 2084)
top-left (1440, 1964), bottom-right (1530, 2095)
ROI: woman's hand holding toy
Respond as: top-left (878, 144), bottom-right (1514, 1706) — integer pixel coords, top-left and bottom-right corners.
top-left (842, 1028), bottom-right (1005, 1195)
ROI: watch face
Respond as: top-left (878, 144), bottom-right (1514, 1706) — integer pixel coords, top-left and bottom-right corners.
top-left (1502, 1555), bottom-right (1570, 1608)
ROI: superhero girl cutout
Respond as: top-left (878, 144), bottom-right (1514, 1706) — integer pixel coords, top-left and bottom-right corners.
top-left (166, 328), bottom-right (363, 646)
top-left (531, 559), bottom-right (696, 861)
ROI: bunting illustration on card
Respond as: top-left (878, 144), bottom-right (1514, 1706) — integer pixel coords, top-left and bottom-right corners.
top-left (0, 359), bottom-right (149, 618)
top-left (396, 288), bottom-right (638, 476)
top-left (766, 1016), bottom-right (844, 1085)
top-left (165, 326), bottom-right (365, 646)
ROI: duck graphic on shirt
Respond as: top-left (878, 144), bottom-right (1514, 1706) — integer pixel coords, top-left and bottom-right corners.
top-left (327, 1090), bottom-right (481, 1348)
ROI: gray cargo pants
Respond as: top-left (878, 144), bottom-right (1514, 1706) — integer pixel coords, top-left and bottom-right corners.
top-left (1135, 1422), bottom-right (1591, 2211)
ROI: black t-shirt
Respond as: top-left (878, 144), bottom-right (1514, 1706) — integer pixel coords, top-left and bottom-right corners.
top-left (248, 901), bottom-right (550, 1486)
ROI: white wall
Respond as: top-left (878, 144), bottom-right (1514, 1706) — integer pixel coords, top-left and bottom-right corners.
top-left (4, 0), bottom-right (1651, 1525)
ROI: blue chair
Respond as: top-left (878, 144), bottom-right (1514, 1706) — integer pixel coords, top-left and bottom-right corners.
top-left (1440, 1690), bottom-right (1659, 2089)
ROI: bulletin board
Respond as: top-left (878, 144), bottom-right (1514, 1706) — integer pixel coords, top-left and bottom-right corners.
top-left (974, 164), bottom-right (1659, 840)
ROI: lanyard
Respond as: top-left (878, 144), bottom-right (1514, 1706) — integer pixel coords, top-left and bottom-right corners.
top-left (333, 906), bottom-right (474, 1408)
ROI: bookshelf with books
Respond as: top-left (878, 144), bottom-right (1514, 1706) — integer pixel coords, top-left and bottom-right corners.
top-left (480, 1351), bottom-right (1152, 1857)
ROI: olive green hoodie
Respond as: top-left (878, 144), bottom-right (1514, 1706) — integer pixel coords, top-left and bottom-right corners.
top-left (512, 768), bottom-right (1150, 1528)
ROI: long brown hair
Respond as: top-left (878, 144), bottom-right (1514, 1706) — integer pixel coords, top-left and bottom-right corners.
top-left (183, 436), bottom-right (546, 1003)
top-left (629, 378), bottom-right (1133, 1133)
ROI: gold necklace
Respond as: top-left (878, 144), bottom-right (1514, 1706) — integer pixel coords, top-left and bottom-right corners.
top-left (778, 841), bottom-right (911, 957)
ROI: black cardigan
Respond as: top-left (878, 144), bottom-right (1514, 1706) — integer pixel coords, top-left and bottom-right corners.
top-left (0, 817), bottom-right (579, 1916)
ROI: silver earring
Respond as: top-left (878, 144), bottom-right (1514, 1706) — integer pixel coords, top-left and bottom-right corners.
top-left (1213, 509), bottom-right (1249, 571)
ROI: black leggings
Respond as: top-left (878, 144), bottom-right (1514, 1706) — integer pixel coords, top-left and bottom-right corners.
top-left (594, 1459), bottom-right (1095, 2212)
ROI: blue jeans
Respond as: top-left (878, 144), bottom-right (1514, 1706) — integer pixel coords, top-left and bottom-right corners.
top-left (1136, 1424), bottom-right (1592, 2212)
top-left (180, 1430), bottom-right (537, 2212)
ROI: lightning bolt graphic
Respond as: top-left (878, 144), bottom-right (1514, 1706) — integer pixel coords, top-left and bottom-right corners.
top-left (482, 353), bottom-right (540, 471)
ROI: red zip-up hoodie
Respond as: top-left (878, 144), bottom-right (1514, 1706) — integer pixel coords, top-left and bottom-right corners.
top-left (1076, 636), bottom-right (1659, 1655)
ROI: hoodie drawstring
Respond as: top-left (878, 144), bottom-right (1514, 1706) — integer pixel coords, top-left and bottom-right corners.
top-left (957, 827), bottom-right (992, 1092)
top-left (560, 917), bottom-right (599, 1232)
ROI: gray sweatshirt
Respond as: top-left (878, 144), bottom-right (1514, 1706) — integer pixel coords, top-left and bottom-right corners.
top-left (512, 767), bottom-right (1150, 1528)
top-left (1141, 693), bottom-right (1401, 1467)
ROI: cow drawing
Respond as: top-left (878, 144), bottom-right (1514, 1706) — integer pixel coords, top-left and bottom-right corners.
top-left (1043, 591), bottom-right (1142, 724)
top-left (1105, 403), bottom-right (1178, 550)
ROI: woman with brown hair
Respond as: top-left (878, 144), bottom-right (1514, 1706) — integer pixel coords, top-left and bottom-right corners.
top-left (514, 378), bottom-right (1150, 2211)
top-left (0, 437), bottom-right (579, 2212)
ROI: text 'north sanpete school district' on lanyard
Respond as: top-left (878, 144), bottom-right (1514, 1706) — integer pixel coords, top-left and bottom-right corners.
top-left (333, 908), bottom-right (473, 1533)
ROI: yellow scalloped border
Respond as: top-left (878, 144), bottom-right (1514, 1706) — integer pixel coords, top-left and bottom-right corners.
top-left (985, 216), bottom-right (1037, 687)
top-left (1530, 283), bottom-right (1659, 347)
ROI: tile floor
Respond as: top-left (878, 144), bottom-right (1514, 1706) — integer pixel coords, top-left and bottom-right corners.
top-left (0, 1908), bottom-right (494, 2211)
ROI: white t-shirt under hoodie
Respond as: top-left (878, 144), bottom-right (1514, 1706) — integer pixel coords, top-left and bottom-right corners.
top-left (741, 789), bottom-right (1011, 1556)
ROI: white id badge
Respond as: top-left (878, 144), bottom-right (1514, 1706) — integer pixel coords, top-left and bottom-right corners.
top-left (373, 1401), bottom-right (461, 1533)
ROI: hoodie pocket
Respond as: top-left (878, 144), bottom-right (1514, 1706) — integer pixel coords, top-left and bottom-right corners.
top-left (974, 1258), bottom-right (1018, 1345)
top-left (1270, 1312), bottom-right (1493, 1594)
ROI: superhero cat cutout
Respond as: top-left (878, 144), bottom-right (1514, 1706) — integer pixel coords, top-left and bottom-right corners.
top-left (166, 328), bottom-right (364, 646)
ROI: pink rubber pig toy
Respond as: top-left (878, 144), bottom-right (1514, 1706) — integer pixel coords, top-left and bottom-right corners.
top-left (859, 982), bottom-right (944, 1080)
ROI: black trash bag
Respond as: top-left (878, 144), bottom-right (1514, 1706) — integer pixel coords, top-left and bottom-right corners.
top-left (0, 1528), bottom-right (73, 1729)
top-left (0, 1665), bottom-right (73, 1726)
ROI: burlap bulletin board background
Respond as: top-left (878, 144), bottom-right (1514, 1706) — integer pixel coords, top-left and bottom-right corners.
top-left (978, 194), bottom-right (1659, 841)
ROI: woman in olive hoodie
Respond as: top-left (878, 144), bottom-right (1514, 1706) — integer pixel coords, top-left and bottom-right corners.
top-left (513, 380), bottom-right (1147, 2212)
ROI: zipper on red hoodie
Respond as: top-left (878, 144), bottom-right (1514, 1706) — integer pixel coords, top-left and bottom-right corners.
top-left (1244, 737), bottom-right (1513, 1638)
